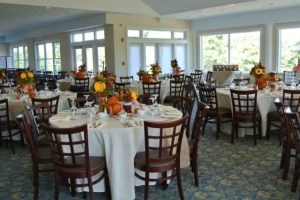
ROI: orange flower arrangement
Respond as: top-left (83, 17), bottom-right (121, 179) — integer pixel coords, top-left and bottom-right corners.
top-left (150, 63), bottom-right (162, 75)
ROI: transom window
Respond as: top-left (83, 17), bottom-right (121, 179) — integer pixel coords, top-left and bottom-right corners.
top-left (71, 29), bottom-right (105, 43)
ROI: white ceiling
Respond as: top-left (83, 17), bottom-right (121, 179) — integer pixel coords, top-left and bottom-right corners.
top-left (0, 0), bottom-right (300, 38)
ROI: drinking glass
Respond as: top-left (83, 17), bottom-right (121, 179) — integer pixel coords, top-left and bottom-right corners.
top-left (70, 99), bottom-right (78, 116)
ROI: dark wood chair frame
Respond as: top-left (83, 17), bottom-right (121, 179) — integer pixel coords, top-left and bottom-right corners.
top-left (283, 108), bottom-right (300, 193)
top-left (74, 77), bottom-right (90, 92)
top-left (120, 76), bottom-right (134, 83)
top-left (199, 86), bottom-right (232, 139)
top-left (230, 89), bottom-right (261, 145)
top-left (0, 98), bottom-right (22, 154)
top-left (134, 116), bottom-right (188, 200)
top-left (16, 112), bottom-right (53, 200)
top-left (32, 95), bottom-right (60, 116)
top-left (142, 81), bottom-right (161, 104)
top-left (41, 123), bottom-right (110, 200)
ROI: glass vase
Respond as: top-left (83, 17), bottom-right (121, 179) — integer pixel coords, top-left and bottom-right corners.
top-left (98, 96), bottom-right (107, 113)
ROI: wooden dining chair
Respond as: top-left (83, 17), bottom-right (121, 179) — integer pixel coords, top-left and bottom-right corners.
top-left (206, 71), bottom-right (213, 82)
top-left (283, 71), bottom-right (296, 85)
top-left (184, 75), bottom-right (194, 98)
top-left (142, 81), bottom-right (161, 104)
top-left (171, 74), bottom-right (185, 81)
top-left (67, 95), bottom-right (97, 109)
top-left (189, 101), bottom-right (208, 186)
top-left (199, 86), bottom-right (232, 139)
top-left (57, 71), bottom-right (68, 79)
top-left (0, 98), bottom-right (22, 154)
top-left (283, 108), bottom-right (300, 193)
top-left (267, 89), bottom-right (300, 141)
top-left (120, 76), bottom-right (133, 83)
top-left (195, 69), bottom-right (203, 74)
top-left (230, 89), bottom-right (261, 145)
top-left (32, 95), bottom-right (60, 116)
top-left (25, 103), bottom-right (52, 147)
top-left (16, 112), bottom-right (53, 200)
top-left (233, 78), bottom-right (250, 86)
top-left (74, 77), bottom-right (90, 92)
top-left (134, 116), bottom-right (188, 200)
top-left (173, 96), bottom-right (194, 138)
top-left (114, 82), bottom-right (130, 93)
top-left (164, 80), bottom-right (184, 105)
top-left (41, 123), bottom-right (110, 200)
top-left (190, 72), bottom-right (202, 86)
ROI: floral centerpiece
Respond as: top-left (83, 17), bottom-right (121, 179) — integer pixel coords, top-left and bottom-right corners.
top-left (250, 62), bottom-right (281, 89)
top-left (76, 64), bottom-right (87, 78)
top-left (90, 72), bottom-right (115, 112)
top-left (17, 69), bottom-right (36, 98)
top-left (150, 63), bottom-right (162, 81)
top-left (137, 69), bottom-right (147, 81)
top-left (118, 85), bottom-right (139, 113)
top-left (171, 59), bottom-right (181, 75)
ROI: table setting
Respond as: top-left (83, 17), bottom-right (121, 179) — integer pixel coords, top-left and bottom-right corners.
top-left (48, 100), bottom-right (189, 200)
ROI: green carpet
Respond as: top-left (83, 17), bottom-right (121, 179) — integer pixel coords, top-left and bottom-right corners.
top-left (0, 126), bottom-right (299, 200)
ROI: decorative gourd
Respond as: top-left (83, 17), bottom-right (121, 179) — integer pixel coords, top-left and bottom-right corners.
top-left (76, 71), bottom-right (86, 78)
top-left (142, 74), bottom-right (153, 82)
top-left (106, 96), bottom-right (122, 115)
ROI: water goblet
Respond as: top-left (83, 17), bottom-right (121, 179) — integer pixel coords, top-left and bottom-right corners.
top-left (70, 99), bottom-right (78, 116)
top-left (291, 76), bottom-right (297, 89)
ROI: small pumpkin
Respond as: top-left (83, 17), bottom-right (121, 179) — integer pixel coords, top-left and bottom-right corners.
top-left (106, 96), bottom-right (122, 115)
top-left (142, 74), bottom-right (153, 82)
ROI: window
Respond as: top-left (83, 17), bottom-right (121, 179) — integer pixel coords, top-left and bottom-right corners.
top-left (36, 42), bottom-right (61, 73)
top-left (278, 27), bottom-right (300, 72)
top-left (12, 45), bottom-right (28, 68)
top-left (71, 28), bottom-right (105, 43)
top-left (200, 27), bottom-right (262, 72)
top-left (127, 28), bottom-right (188, 79)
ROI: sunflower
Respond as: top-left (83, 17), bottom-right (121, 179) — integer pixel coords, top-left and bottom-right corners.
top-left (28, 72), bottom-right (34, 78)
top-left (94, 82), bottom-right (106, 93)
top-left (131, 91), bottom-right (138, 100)
top-left (20, 72), bottom-right (27, 79)
top-left (255, 69), bottom-right (263, 75)
top-left (274, 75), bottom-right (280, 81)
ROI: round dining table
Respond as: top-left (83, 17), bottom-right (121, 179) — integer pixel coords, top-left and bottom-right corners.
top-left (49, 105), bottom-right (190, 200)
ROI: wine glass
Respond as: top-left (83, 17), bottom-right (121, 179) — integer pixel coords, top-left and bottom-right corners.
top-left (70, 98), bottom-right (78, 116)
top-left (291, 76), bottom-right (297, 89)
top-left (55, 82), bottom-right (61, 93)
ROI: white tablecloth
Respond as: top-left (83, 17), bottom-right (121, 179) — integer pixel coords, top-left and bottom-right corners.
top-left (0, 91), bottom-right (76, 140)
top-left (216, 88), bottom-right (282, 137)
top-left (49, 105), bottom-right (190, 200)
top-left (212, 71), bottom-right (243, 87)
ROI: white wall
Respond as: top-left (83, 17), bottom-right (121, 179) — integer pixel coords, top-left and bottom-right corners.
top-left (191, 5), bottom-right (300, 72)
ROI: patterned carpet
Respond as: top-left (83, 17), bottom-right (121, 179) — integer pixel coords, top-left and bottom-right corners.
top-left (0, 126), bottom-right (299, 200)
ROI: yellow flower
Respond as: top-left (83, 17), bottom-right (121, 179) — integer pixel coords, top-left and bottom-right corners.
top-left (255, 69), bottom-right (262, 75)
top-left (274, 75), bottom-right (280, 81)
top-left (28, 72), bottom-right (34, 78)
top-left (155, 66), bottom-right (161, 73)
top-left (94, 82), bottom-right (106, 93)
top-left (20, 72), bottom-right (27, 79)
top-left (131, 91), bottom-right (138, 100)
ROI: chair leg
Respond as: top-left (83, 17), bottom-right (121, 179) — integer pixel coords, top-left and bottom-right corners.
top-left (231, 122), bottom-right (235, 143)
top-left (162, 172), bottom-right (168, 190)
top-left (104, 170), bottom-right (111, 199)
top-left (8, 130), bottom-right (15, 154)
top-left (54, 171), bottom-right (60, 200)
top-left (33, 163), bottom-right (39, 200)
top-left (192, 156), bottom-right (199, 186)
top-left (216, 118), bottom-right (220, 140)
top-left (87, 175), bottom-right (94, 200)
top-left (176, 168), bottom-right (185, 200)
top-left (291, 161), bottom-right (300, 192)
top-left (70, 178), bottom-right (76, 197)
top-left (144, 178), bottom-right (149, 200)
top-left (282, 150), bottom-right (291, 180)
top-left (280, 149), bottom-right (286, 169)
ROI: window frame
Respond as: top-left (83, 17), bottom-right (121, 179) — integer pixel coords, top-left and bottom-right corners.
top-left (12, 45), bottom-right (28, 69)
top-left (274, 21), bottom-right (300, 72)
top-left (35, 41), bottom-right (61, 73)
top-left (197, 25), bottom-right (266, 72)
